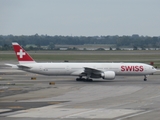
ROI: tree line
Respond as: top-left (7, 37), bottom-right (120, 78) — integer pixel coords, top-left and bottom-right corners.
top-left (0, 34), bottom-right (160, 50)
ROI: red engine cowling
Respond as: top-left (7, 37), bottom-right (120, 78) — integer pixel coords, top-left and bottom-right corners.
top-left (101, 71), bottom-right (115, 80)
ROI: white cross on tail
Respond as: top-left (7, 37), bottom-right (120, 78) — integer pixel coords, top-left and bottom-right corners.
top-left (17, 49), bottom-right (26, 58)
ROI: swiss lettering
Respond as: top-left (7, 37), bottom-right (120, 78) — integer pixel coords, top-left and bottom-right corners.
top-left (121, 66), bottom-right (144, 72)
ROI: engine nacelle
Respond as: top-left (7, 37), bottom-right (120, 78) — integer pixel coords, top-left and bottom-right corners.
top-left (101, 71), bottom-right (115, 80)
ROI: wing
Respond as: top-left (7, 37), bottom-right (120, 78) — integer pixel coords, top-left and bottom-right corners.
top-left (84, 67), bottom-right (102, 74)
top-left (83, 67), bottom-right (103, 78)
top-left (71, 67), bottom-right (102, 76)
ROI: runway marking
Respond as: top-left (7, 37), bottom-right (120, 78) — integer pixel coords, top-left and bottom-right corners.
top-left (146, 94), bottom-right (160, 100)
top-left (8, 106), bottom-right (23, 109)
top-left (62, 109), bottom-right (141, 119)
top-left (48, 101), bottom-right (62, 104)
top-left (8, 88), bottom-right (21, 91)
top-left (116, 110), bottom-right (152, 120)
top-left (61, 108), bottom-right (101, 118)
top-left (8, 106), bottom-right (141, 119)
top-left (0, 109), bottom-right (11, 113)
top-left (116, 108), bottom-right (160, 120)
top-left (0, 90), bottom-right (4, 93)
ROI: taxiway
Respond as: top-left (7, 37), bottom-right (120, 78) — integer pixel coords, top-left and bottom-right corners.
top-left (0, 66), bottom-right (160, 120)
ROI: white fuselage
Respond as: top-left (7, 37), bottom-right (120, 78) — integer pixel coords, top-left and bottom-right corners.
top-left (19, 62), bottom-right (156, 77)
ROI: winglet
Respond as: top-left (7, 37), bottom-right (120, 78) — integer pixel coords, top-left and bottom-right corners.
top-left (12, 42), bottom-right (36, 64)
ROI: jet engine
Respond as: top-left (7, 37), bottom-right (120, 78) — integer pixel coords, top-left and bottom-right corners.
top-left (101, 71), bottom-right (115, 80)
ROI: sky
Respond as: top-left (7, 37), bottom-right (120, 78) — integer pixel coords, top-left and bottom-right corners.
top-left (0, 0), bottom-right (160, 36)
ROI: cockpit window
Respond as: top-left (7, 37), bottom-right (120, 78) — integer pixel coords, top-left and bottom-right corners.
top-left (152, 67), bottom-right (155, 69)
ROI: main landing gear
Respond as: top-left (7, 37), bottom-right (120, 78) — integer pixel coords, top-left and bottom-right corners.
top-left (76, 76), bottom-right (93, 82)
top-left (144, 75), bottom-right (147, 81)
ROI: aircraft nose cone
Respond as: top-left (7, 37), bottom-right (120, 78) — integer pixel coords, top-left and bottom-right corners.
top-left (153, 68), bottom-right (157, 73)
top-left (155, 69), bottom-right (158, 72)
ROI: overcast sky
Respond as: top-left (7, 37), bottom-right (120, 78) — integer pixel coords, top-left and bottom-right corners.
top-left (0, 0), bottom-right (160, 36)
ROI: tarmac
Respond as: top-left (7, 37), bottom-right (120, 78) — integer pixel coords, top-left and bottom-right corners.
top-left (0, 65), bottom-right (160, 120)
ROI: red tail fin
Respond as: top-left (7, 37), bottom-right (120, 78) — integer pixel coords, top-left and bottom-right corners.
top-left (12, 42), bottom-right (36, 64)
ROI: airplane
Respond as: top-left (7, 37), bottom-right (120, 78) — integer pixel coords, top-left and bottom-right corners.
top-left (6, 42), bottom-right (157, 81)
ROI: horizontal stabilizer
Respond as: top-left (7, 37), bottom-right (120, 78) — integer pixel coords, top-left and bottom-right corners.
top-left (17, 65), bottom-right (32, 69)
top-left (5, 64), bottom-right (18, 68)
